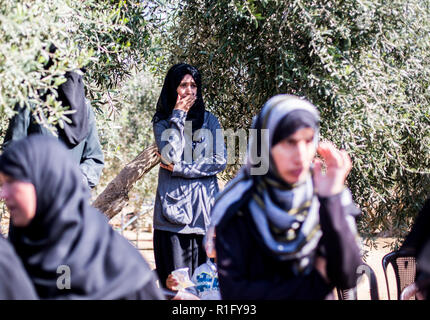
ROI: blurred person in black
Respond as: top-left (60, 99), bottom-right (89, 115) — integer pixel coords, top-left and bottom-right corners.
top-left (3, 69), bottom-right (104, 189)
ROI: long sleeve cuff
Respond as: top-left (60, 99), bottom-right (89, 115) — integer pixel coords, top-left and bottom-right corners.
top-left (169, 109), bottom-right (187, 126)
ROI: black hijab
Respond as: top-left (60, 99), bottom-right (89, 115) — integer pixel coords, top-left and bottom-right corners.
top-left (0, 236), bottom-right (38, 299)
top-left (55, 71), bottom-right (89, 147)
top-left (152, 63), bottom-right (205, 131)
top-left (417, 239), bottom-right (430, 299)
top-left (0, 135), bottom-right (158, 299)
top-left (43, 44), bottom-right (88, 147)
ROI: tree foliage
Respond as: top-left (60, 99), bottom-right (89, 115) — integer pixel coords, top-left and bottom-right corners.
top-left (167, 0), bottom-right (430, 243)
top-left (0, 0), bottom-right (155, 134)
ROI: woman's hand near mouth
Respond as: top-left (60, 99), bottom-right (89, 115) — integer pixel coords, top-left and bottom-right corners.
top-left (174, 94), bottom-right (196, 113)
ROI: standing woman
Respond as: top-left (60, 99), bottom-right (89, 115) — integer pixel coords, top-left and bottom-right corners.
top-left (3, 70), bottom-right (104, 189)
top-left (399, 198), bottom-right (430, 299)
top-left (0, 135), bottom-right (163, 300)
top-left (152, 63), bottom-right (227, 287)
top-left (210, 94), bottom-right (363, 300)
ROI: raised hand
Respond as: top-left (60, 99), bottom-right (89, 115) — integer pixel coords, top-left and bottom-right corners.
top-left (174, 93), bottom-right (196, 113)
top-left (313, 141), bottom-right (352, 197)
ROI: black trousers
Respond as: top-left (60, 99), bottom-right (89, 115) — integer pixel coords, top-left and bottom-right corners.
top-left (153, 229), bottom-right (206, 288)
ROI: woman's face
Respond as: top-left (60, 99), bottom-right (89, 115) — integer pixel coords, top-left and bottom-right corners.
top-left (0, 172), bottom-right (36, 227)
top-left (176, 74), bottom-right (197, 99)
top-left (271, 127), bottom-right (316, 185)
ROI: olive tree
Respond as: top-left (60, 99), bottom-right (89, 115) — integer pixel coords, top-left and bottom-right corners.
top-left (165, 0), bottom-right (430, 243)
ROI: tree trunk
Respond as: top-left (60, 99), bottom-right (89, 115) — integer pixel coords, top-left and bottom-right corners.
top-left (93, 142), bottom-right (160, 220)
